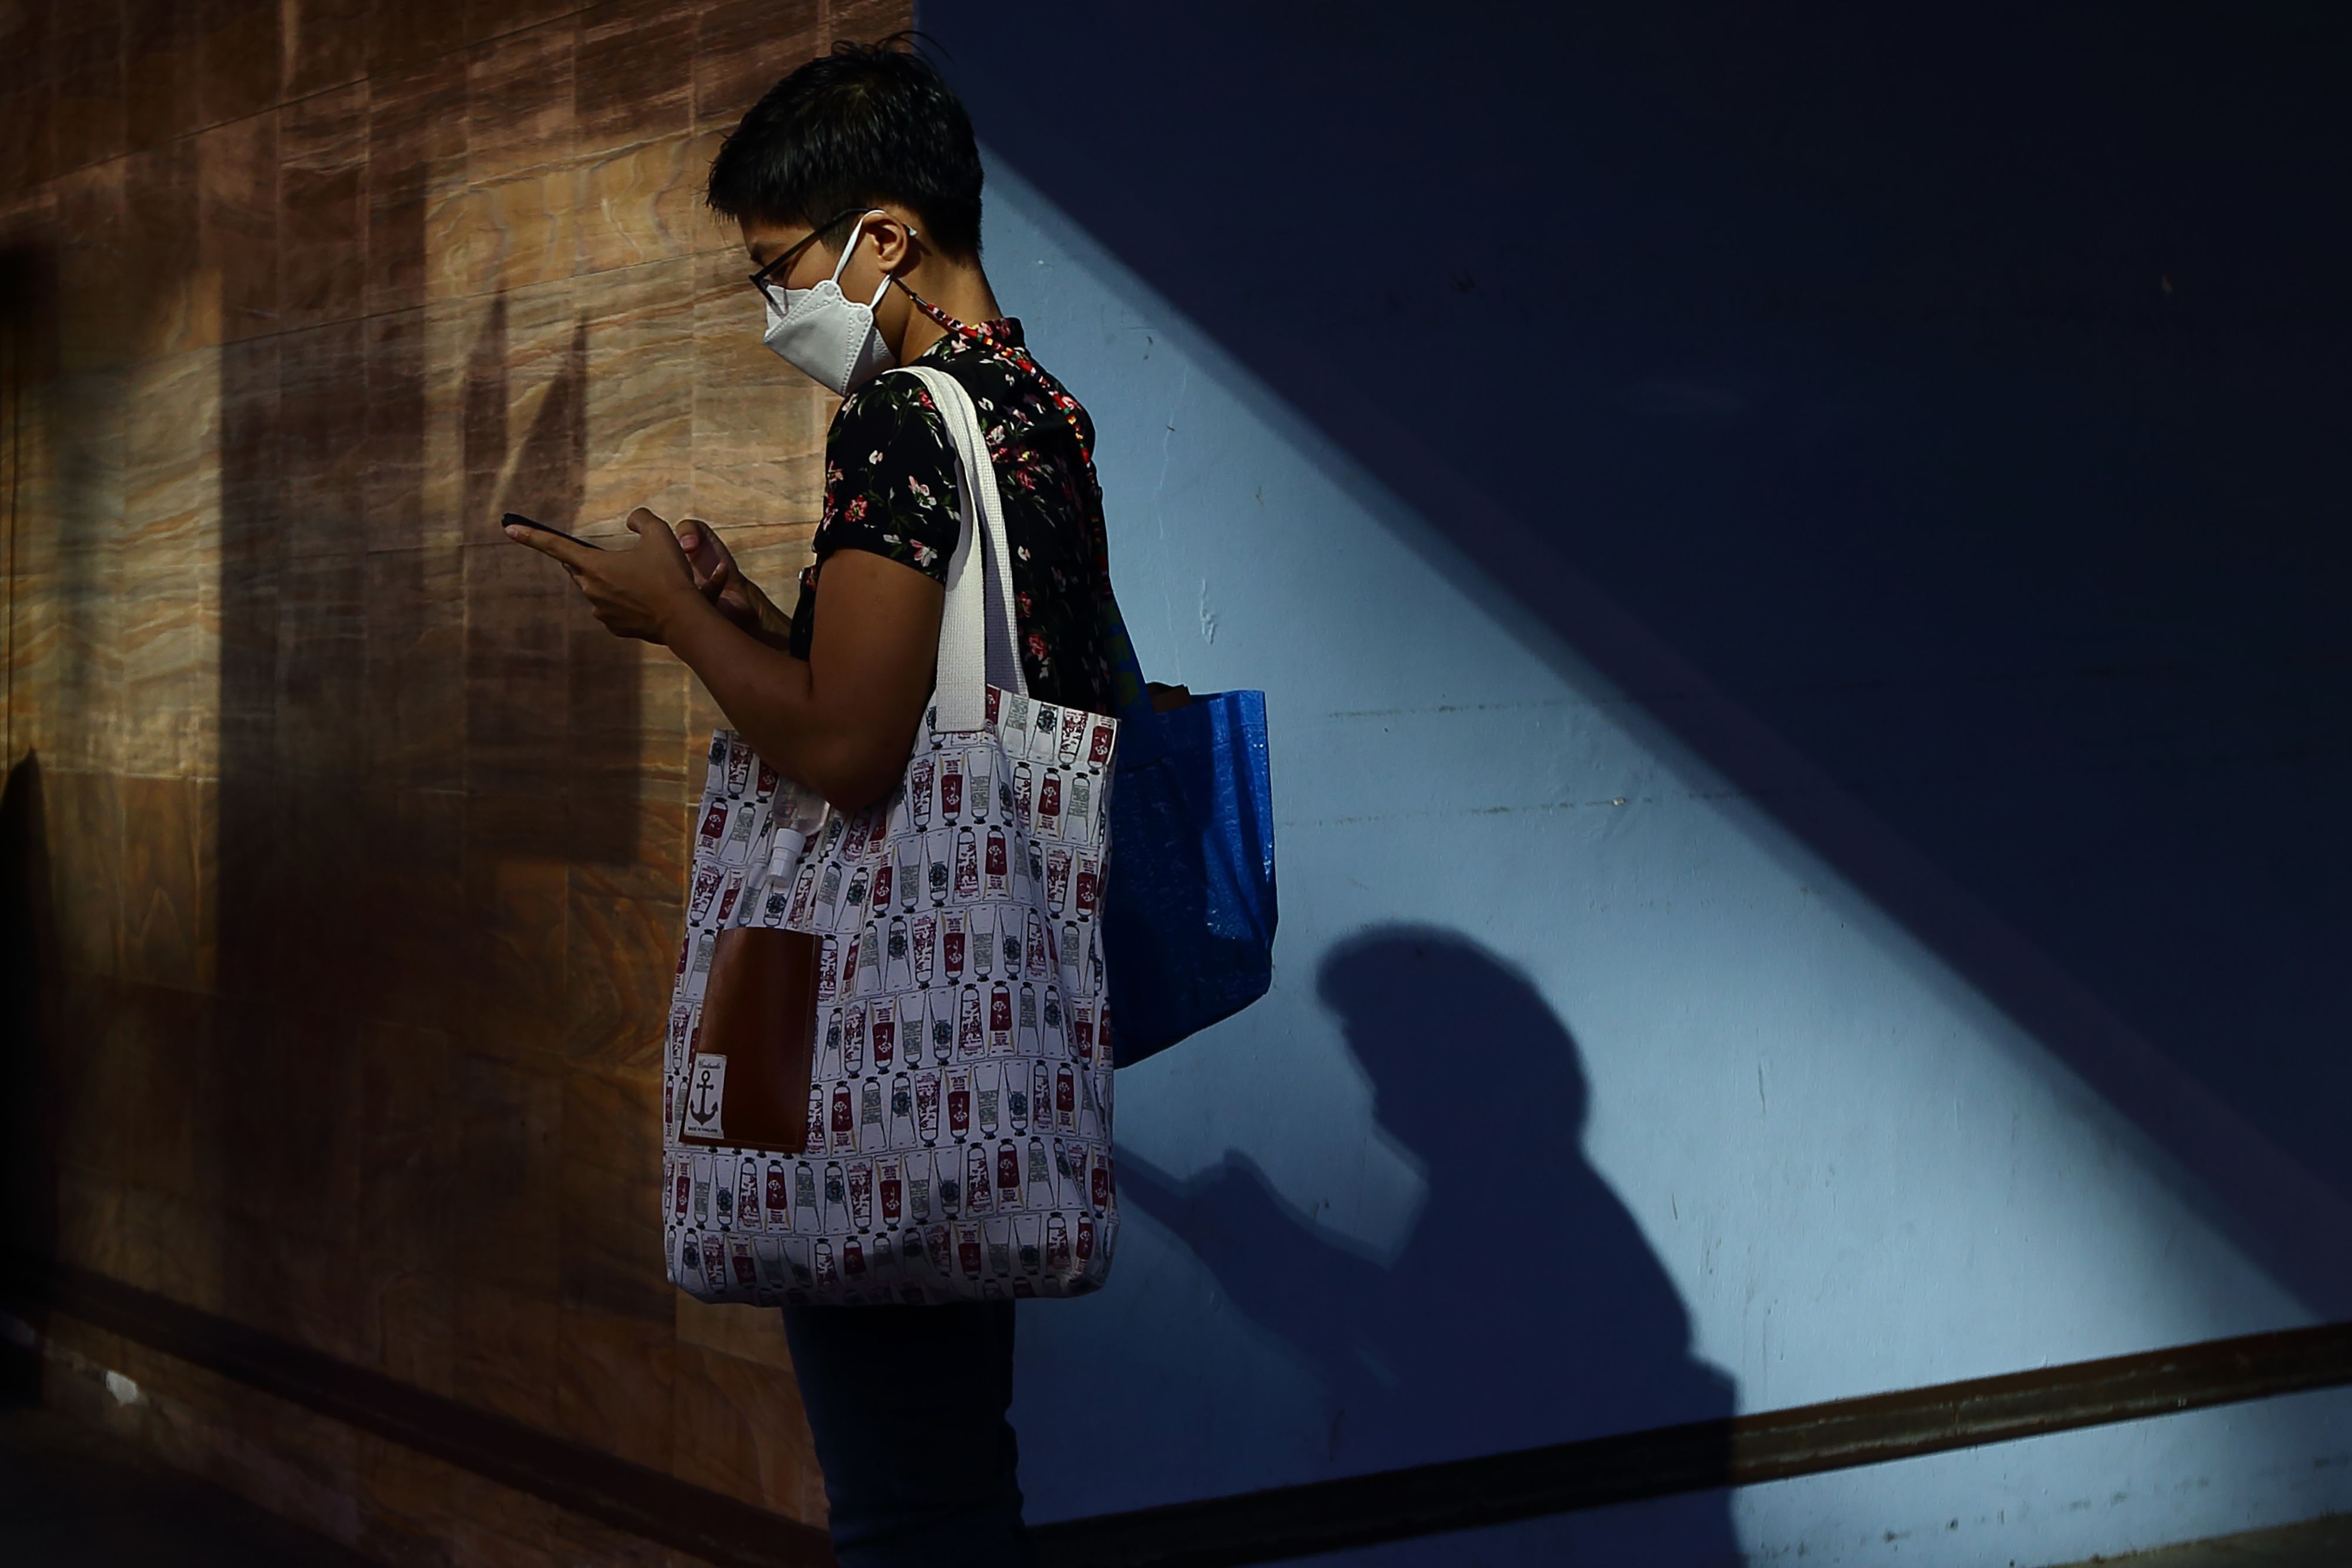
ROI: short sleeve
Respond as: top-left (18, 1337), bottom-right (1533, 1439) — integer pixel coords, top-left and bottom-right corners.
top-left (813, 375), bottom-right (960, 584)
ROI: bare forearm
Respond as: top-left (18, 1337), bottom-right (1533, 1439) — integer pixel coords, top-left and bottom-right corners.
top-left (510, 511), bottom-right (927, 808)
top-left (662, 594), bottom-right (907, 811)
top-left (743, 576), bottom-right (797, 649)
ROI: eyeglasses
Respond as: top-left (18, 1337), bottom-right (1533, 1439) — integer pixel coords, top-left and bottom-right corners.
top-left (748, 208), bottom-right (871, 305)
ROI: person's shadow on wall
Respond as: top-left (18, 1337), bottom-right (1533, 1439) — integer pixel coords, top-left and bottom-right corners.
top-left (1120, 927), bottom-right (1741, 1565)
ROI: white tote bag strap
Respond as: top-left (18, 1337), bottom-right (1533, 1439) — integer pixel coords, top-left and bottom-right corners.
top-left (890, 365), bottom-right (1027, 731)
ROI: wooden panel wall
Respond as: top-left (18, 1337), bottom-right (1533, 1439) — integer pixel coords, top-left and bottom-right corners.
top-left (0, 1), bottom-right (908, 1559)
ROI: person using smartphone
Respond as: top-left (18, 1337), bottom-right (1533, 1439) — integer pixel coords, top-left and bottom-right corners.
top-left (502, 38), bottom-right (1117, 1568)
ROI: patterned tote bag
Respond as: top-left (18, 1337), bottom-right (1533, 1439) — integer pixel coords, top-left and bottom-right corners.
top-left (659, 366), bottom-right (1121, 1306)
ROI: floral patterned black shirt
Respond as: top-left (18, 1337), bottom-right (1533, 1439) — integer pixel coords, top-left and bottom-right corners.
top-left (787, 319), bottom-right (1117, 716)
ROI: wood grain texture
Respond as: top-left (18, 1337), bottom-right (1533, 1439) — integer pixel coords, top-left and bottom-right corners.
top-left (3, 0), bottom-right (906, 1553)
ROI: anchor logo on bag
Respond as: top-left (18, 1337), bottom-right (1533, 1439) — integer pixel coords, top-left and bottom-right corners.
top-left (686, 1057), bottom-right (726, 1141)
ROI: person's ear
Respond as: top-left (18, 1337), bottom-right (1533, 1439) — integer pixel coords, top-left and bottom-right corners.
top-left (868, 212), bottom-right (920, 274)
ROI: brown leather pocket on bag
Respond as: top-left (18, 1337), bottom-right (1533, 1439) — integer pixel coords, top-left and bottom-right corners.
top-left (680, 927), bottom-right (818, 1154)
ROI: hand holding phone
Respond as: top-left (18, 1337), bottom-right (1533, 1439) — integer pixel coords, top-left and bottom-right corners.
top-left (502, 504), bottom-right (705, 645)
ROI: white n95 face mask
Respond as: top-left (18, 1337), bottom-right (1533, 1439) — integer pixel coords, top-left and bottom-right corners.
top-left (761, 213), bottom-right (910, 396)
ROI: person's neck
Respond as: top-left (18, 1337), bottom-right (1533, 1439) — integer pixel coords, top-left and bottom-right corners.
top-left (887, 260), bottom-right (1002, 363)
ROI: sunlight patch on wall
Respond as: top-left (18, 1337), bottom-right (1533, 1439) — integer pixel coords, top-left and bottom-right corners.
top-left (979, 151), bottom-right (2352, 1562)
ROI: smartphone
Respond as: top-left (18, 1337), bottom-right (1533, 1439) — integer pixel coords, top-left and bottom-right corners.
top-left (502, 511), bottom-right (601, 549)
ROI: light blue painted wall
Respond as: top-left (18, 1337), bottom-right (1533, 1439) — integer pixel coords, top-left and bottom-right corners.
top-left (979, 159), bottom-right (2352, 1565)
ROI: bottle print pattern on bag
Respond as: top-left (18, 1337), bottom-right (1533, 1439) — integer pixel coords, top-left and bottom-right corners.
top-left (660, 699), bottom-right (1119, 1307)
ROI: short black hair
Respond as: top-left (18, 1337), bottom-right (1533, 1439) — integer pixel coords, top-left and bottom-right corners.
top-left (706, 38), bottom-right (984, 259)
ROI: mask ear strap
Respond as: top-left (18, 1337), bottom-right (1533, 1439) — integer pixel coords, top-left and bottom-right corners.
top-left (828, 213), bottom-right (873, 286)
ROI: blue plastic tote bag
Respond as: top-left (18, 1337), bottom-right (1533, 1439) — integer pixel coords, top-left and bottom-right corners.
top-left (1097, 600), bottom-right (1277, 1066)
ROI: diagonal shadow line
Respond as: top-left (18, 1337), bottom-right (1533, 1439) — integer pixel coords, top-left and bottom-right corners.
top-left (1272, 342), bottom-right (2352, 1316)
top-left (973, 154), bottom-right (2352, 1320)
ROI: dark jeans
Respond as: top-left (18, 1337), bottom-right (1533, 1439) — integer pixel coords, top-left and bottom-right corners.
top-left (780, 1300), bottom-right (1037, 1568)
